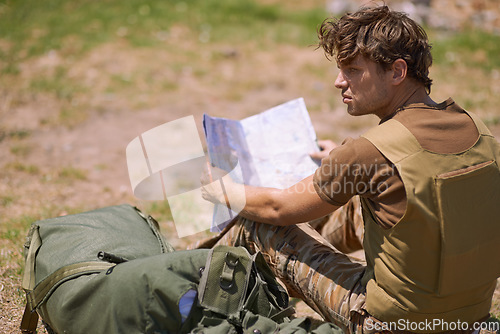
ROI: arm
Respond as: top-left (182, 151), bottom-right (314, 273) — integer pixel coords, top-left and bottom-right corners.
top-left (239, 175), bottom-right (340, 225)
top-left (202, 171), bottom-right (339, 226)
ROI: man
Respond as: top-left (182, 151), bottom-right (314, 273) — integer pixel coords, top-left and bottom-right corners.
top-left (198, 5), bottom-right (500, 333)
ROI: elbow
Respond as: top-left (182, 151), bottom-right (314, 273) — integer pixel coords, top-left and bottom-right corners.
top-left (243, 189), bottom-right (297, 226)
top-left (263, 204), bottom-right (294, 226)
top-left (265, 209), bottom-right (284, 226)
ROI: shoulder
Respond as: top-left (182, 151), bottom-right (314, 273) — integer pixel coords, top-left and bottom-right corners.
top-left (315, 135), bottom-right (390, 180)
top-left (392, 99), bottom-right (480, 153)
top-left (313, 135), bottom-right (399, 207)
top-left (326, 136), bottom-right (385, 166)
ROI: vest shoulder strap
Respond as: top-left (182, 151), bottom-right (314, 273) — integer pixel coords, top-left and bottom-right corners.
top-left (361, 119), bottom-right (422, 163)
top-left (465, 111), bottom-right (493, 136)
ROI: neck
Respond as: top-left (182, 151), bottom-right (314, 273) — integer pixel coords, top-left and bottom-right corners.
top-left (379, 82), bottom-right (436, 120)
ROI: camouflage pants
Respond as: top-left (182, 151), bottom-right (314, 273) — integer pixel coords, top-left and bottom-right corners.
top-left (190, 196), bottom-right (385, 333)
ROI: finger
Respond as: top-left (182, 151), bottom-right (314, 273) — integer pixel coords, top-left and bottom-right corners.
top-left (205, 159), bottom-right (213, 182)
top-left (309, 151), bottom-right (328, 160)
top-left (200, 185), bottom-right (209, 201)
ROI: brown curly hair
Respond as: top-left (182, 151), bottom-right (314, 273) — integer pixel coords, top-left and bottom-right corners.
top-left (318, 5), bottom-right (433, 93)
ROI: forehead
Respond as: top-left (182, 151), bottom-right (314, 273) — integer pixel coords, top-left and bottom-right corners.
top-left (338, 54), bottom-right (373, 68)
top-left (338, 56), bottom-right (389, 78)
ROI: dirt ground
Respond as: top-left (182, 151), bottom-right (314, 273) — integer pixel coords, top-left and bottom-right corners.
top-left (1, 30), bottom-right (500, 332)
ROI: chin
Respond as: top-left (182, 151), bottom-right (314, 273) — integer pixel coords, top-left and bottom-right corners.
top-left (347, 107), bottom-right (370, 117)
top-left (347, 107), bottom-right (360, 116)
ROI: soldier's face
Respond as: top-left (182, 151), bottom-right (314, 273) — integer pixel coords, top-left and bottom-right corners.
top-left (334, 55), bottom-right (393, 118)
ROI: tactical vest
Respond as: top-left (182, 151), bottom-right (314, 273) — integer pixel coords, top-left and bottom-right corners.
top-left (359, 112), bottom-right (500, 328)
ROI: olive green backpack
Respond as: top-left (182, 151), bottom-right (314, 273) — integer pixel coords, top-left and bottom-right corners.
top-left (21, 204), bottom-right (343, 333)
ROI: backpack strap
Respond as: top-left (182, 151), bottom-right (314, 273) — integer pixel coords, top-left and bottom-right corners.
top-left (21, 261), bottom-right (114, 333)
top-left (30, 261), bottom-right (115, 309)
top-left (22, 225), bottom-right (42, 292)
top-left (20, 303), bottom-right (38, 334)
top-left (20, 225), bottom-right (42, 333)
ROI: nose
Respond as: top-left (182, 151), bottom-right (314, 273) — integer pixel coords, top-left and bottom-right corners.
top-left (334, 71), bottom-right (347, 89)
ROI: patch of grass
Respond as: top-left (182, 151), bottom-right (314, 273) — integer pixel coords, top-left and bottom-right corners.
top-left (0, 61), bottom-right (20, 75)
top-left (0, 0), bottom-right (327, 70)
top-left (432, 29), bottom-right (500, 71)
top-left (161, 80), bottom-right (179, 92)
top-left (38, 104), bottom-right (89, 128)
top-left (145, 201), bottom-right (173, 223)
top-left (9, 143), bottom-right (32, 157)
top-left (29, 66), bottom-right (84, 101)
top-left (8, 129), bottom-right (31, 140)
top-left (0, 195), bottom-right (16, 207)
top-left (57, 166), bottom-right (88, 181)
top-left (108, 74), bottom-right (134, 91)
top-left (94, 163), bottom-right (108, 171)
top-left (5, 161), bottom-right (39, 174)
top-left (142, 201), bottom-right (182, 244)
top-left (26, 64), bottom-right (90, 127)
top-left (484, 115), bottom-right (500, 126)
top-left (0, 129), bottom-right (31, 142)
top-left (2, 229), bottom-right (21, 243)
top-left (301, 62), bottom-right (330, 79)
top-left (180, 1), bottom-right (326, 46)
top-left (1, 205), bottom-right (88, 236)
top-left (57, 107), bottom-right (89, 128)
top-left (0, 214), bottom-right (40, 276)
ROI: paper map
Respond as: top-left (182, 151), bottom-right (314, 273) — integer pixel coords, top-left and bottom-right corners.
top-left (203, 98), bottom-right (321, 229)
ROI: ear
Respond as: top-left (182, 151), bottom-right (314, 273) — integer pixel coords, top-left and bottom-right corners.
top-left (391, 59), bottom-right (407, 86)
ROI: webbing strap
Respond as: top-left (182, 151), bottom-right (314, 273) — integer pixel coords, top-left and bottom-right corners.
top-left (20, 303), bottom-right (39, 333)
top-left (30, 261), bottom-right (114, 309)
top-left (22, 226), bottom-right (41, 291)
top-left (220, 251), bottom-right (239, 290)
top-left (270, 306), bottom-right (295, 321)
top-left (21, 261), bottom-right (113, 332)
